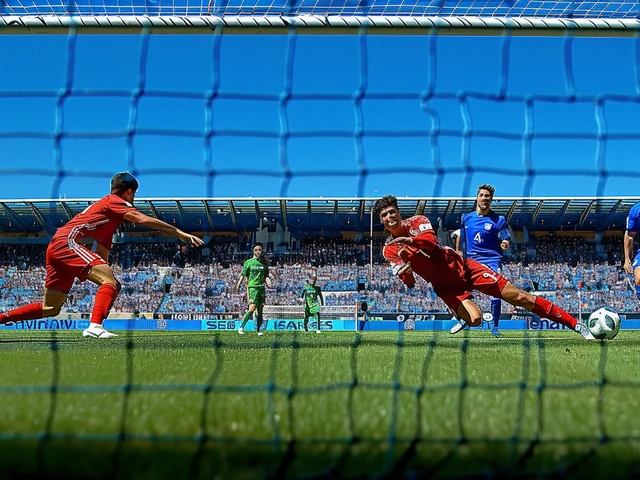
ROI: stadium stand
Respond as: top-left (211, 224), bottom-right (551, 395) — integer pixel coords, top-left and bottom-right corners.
top-left (0, 231), bottom-right (638, 315)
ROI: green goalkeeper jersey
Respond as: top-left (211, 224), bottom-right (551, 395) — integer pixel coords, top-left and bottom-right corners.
top-left (241, 258), bottom-right (269, 288)
top-left (302, 284), bottom-right (323, 309)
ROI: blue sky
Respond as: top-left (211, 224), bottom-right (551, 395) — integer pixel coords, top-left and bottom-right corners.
top-left (0, 32), bottom-right (639, 200)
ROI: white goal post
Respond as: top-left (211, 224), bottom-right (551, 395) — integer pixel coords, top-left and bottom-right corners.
top-left (1, 15), bottom-right (640, 33)
top-left (263, 305), bottom-right (360, 332)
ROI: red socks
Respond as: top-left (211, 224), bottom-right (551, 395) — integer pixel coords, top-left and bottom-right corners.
top-left (531, 296), bottom-right (577, 329)
top-left (90, 283), bottom-right (119, 325)
top-left (0, 283), bottom-right (118, 326)
top-left (0, 303), bottom-right (44, 324)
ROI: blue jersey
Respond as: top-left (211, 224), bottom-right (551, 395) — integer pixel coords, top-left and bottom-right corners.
top-left (460, 211), bottom-right (510, 269)
top-left (627, 202), bottom-right (640, 235)
top-left (627, 202), bottom-right (640, 267)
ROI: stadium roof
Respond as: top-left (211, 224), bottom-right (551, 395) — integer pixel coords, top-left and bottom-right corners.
top-left (0, 197), bottom-right (637, 237)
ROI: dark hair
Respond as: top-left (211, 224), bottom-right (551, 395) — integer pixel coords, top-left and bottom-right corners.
top-left (111, 172), bottom-right (139, 195)
top-left (253, 243), bottom-right (270, 266)
top-left (372, 195), bottom-right (398, 218)
top-left (477, 184), bottom-right (495, 196)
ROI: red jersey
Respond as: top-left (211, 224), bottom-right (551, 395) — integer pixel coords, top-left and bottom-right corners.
top-left (52, 194), bottom-right (135, 251)
top-left (381, 215), bottom-right (467, 290)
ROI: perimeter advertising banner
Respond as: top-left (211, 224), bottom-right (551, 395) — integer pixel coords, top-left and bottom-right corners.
top-left (0, 317), bottom-right (201, 331)
top-left (0, 313), bottom-right (639, 331)
top-left (202, 319), bottom-right (350, 331)
top-left (0, 318), bottom-right (91, 331)
top-left (525, 314), bottom-right (640, 330)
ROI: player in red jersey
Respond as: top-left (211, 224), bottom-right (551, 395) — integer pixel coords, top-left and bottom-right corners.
top-left (373, 195), bottom-right (594, 339)
top-left (0, 172), bottom-right (204, 338)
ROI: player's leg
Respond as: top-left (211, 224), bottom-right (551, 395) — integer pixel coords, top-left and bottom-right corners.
top-left (256, 303), bottom-right (265, 336)
top-left (489, 298), bottom-right (503, 337)
top-left (0, 288), bottom-right (68, 325)
top-left (0, 253), bottom-right (73, 325)
top-left (238, 304), bottom-right (255, 334)
top-left (633, 251), bottom-right (640, 302)
top-left (83, 263), bottom-right (121, 338)
top-left (308, 304), bottom-right (321, 333)
top-left (239, 287), bottom-right (257, 334)
top-left (443, 288), bottom-right (475, 334)
top-left (468, 258), bottom-right (593, 340)
top-left (499, 283), bottom-right (576, 327)
top-left (255, 287), bottom-right (266, 335)
top-left (303, 307), bottom-right (310, 332)
top-left (485, 261), bottom-right (503, 337)
top-left (455, 299), bottom-right (483, 327)
top-left (42, 289), bottom-right (69, 317)
top-left (499, 282), bottom-right (593, 340)
top-left (440, 290), bottom-right (479, 333)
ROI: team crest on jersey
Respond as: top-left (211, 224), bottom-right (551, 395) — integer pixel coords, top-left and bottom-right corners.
top-left (484, 223), bottom-right (493, 231)
top-left (409, 223), bottom-right (431, 236)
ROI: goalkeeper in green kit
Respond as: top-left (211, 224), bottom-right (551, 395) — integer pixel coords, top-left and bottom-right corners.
top-left (236, 243), bottom-right (271, 335)
top-left (301, 268), bottom-right (324, 333)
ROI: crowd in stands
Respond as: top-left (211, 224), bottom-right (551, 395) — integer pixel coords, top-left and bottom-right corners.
top-left (0, 232), bottom-right (637, 316)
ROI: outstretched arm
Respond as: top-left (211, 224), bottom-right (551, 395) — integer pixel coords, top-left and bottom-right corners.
top-left (387, 230), bottom-right (438, 255)
top-left (391, 262), bottom-right (415, 288)
top-left (383, 247), bottom-right (415, 288)
top-left (124, 210), bottom-right (204, 247)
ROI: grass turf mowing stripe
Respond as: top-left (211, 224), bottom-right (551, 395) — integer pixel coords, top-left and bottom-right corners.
top-left (1, 330), bottom-right (640, 478)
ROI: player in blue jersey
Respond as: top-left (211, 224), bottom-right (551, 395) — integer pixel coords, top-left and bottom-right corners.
top-left (624, 202), bottom-right (640, 305)
top-left (450, 184), bottom-right (511, 337)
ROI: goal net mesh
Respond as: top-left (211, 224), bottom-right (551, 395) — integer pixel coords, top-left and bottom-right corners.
top-left (0, 1), bottom-right (638, 479)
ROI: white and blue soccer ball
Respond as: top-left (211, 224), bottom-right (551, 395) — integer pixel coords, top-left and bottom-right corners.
top-left (587, 307), bottom-right (621, 340)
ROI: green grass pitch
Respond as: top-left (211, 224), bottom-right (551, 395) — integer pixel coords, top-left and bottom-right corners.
top-left (1, 330), bottom-right (640, 479)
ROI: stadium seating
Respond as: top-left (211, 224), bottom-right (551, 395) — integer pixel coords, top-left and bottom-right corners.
top-left (0, 233), bottom-right (637, 315)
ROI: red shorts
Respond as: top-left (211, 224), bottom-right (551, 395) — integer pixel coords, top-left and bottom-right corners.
top-left (45, 237), bottom-right (106, 293)
top-left (434, 258), bottom-right (508, 314)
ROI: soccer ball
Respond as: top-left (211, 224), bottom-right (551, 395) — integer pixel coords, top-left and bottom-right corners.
top-left (587, 307), bottom-right (621, 340)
